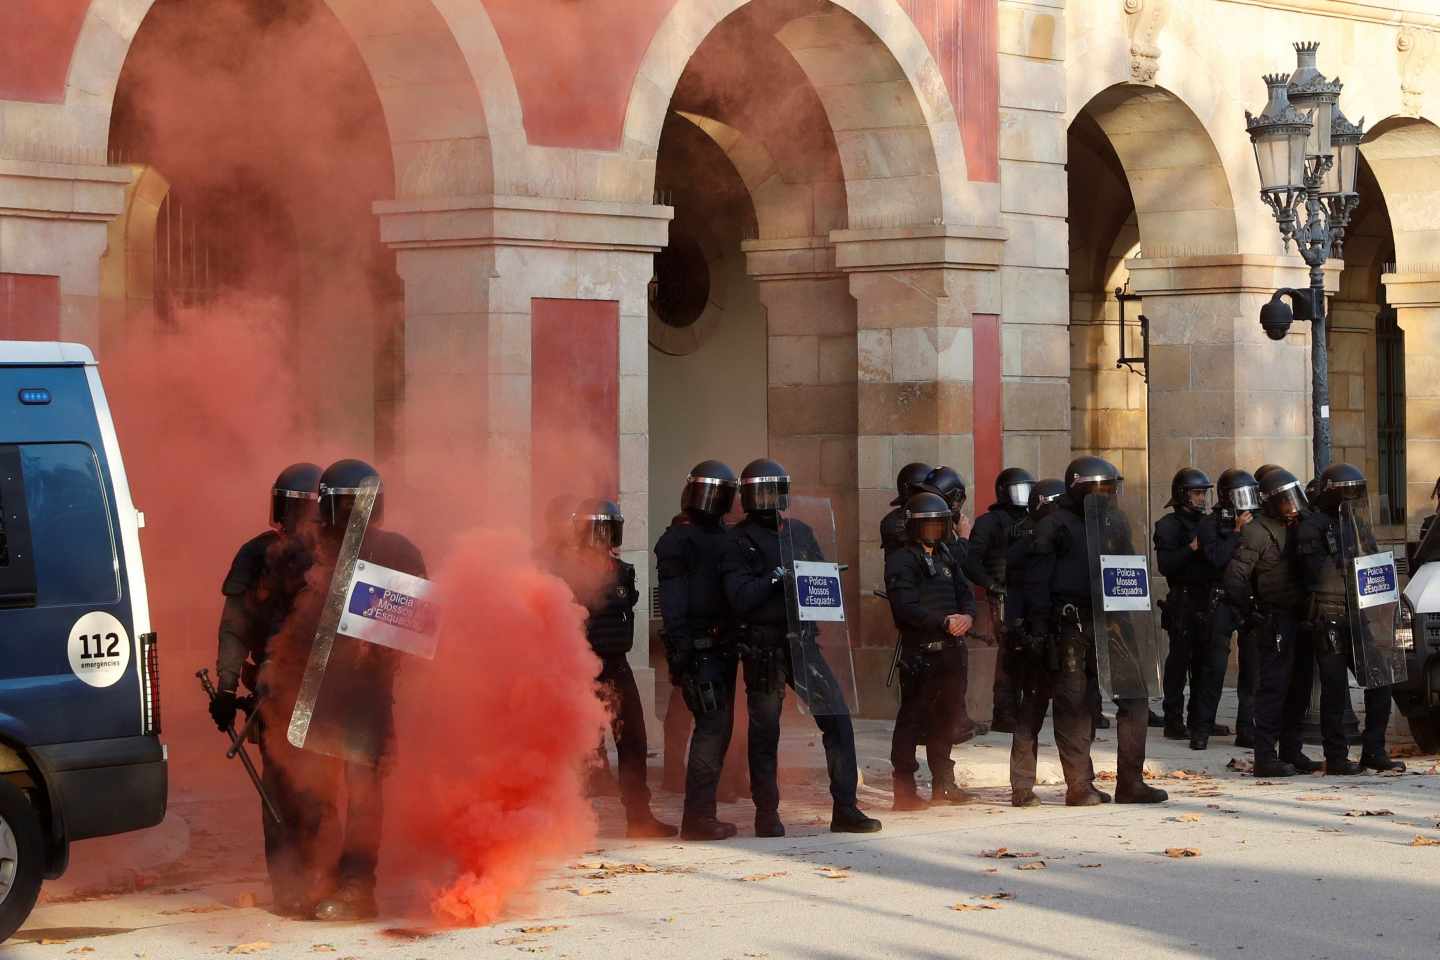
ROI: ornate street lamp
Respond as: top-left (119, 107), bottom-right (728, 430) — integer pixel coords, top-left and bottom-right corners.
top-left (1244, 42), bottom-right (1365, 472)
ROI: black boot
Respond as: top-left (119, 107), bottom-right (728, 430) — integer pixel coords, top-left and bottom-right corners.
top-left (1189, 734), bottom-right (1209, 751)
top-left (313, 882), bottom-right (377, 922)
top-left (1115, 781), bottom-right (1168, 804)
top-left (1253, 757), bottom-right (1297, 778)
top-left (1359, 753), bottom-right (1407, 773)
top-left (892, 775), bottom-right (928, 812)
top-left (626, 809), bottom-right (679, 839)
top-left (755, 810), bottom-right (786, 838)
top-left (1211, 723), bottom-right (1232, 736)
top-left (680, 817), bottom-right (738, 842)
top-left (1095, 714), bottom-right (1112, 730)
top-left (1234, 730), bottom-right (1256, 749)
top-left (1147, 709), bottom-right (1165, 728)
top-left (1011, 789), bottom-right (1040, 807)
top-left (1280, 752), bottom-right (1321, 774)
top-left (1163, 721), bottom-right (1189, 741)
top-left (931, 778), bottom-right (975, 806)
top-left (1326, 757), bottom-right (1363, 776)
top-left (831, 805), bottom-right (883, 834)
top-left (1065, 785), bottom-right (1107, 806)
top-left (990, 714), bottom-right (1016, 734)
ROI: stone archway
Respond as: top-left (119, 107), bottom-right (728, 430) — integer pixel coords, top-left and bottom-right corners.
top-left (1363, 116), bottom-right (1440, 536)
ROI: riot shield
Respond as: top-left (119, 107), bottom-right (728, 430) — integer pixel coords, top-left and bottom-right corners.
top-left (1414, 515), bottom-right (1440, 569)
top-left (1084, 494), bottom-right (1163, 701)
top-left (1339, 500), bottom-right (1406, 688)
top-left (287, 478), bottom-right (438, 762)
top-left (779, 495), bottom-right (859, 716)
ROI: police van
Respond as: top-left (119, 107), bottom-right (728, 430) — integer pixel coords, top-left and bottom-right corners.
top-left (1, 341), bottom-right (166, 941)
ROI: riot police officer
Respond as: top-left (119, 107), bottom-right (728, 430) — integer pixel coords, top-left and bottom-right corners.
top-left (1297, 464), bottom-right (1406, 774)
top-left (721, 458), bottom-right (882, 836)
top-left (1223, 467), bottom-right (1313, 777)
top-left (885, 491), bottom-right (976, 809)
top-left (655, 461), bottom-right (741, 841)
top-left (561, 499), bottom-right (678, 838)
top-left (921, 465), bottom-right (974, 547)
top-left (213, 463), bottom-right (320, 918)
top-left (1196, 469), bottom-right (1261, 749)
top-left (1023, 457), bottom-right (1168, 805)
top-left (1005, 478), bottom-right (1068, 805)
top-left (1154, 468), bottom-right (1217, 742)
top-left (961, 468), bottom-right (1035, 733)
top-left (881, 462), bottom-right (933, 558)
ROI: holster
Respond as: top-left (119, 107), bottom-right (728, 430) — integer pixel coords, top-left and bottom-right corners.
top-left (1056, 605), bottom-right (1090, 674)
top-left (738, 625), bottom-right (786, 694)
top-left (1306, 595), bottom-right (1347, 656)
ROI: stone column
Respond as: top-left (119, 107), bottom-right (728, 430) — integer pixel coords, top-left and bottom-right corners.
top-left (376, 194), bottom-right (671, 733)
top-left (831, 224), bottom-right (1006, 714)
top-left (1126, 255), bottom-right (1338, 533)
top-left (1379, 271), bottom-right (1440, 541)
top-left (0, 159), bottom-right (130, 348)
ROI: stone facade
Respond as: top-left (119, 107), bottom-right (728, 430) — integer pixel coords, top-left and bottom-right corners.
top-left (3, 0), bottom-right (1440, 722)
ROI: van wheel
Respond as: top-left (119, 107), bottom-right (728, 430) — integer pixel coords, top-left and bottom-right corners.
top-left (0, 779), bottom-right (44, 943)
top-left (1408, 711), bottom-right (1440, 755)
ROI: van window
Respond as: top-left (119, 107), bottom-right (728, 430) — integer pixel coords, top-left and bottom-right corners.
top-left (0, 445), bottom-right (39, 607)
top-left (14, 443), bottom-right (121, 607)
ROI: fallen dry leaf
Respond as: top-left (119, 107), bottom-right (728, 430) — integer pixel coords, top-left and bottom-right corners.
top-left (982, 868), bottom-right (998, 874)
top-left (1225, 758), bottom-right (1254, 774)
top-left (1318, 827), bottom-right (1345, 834)
top-left (1080, 863), bottom-right (1103, 869)
top-left (1166, 814), bottom-right (1202, 823)
top-left (1296, 795), bottom-right (1342, 802)
top-left (951, 902), bottom-right (1003, 912)
top-left (38, 941), bottom-right (69, 947)
top-left (495, 937), bottom-right (535, 947)
top-left (229, 944), bottom-right (272, 956)
top-left (979, 892), bottom-right (1016, 900)
top-left (1017, 861), bottom-right (1047, 871)
top-left (1095, 771), bottom-right (1117, 782)
top-left (310, 948), bottom-right (336, 954)
top-left (573, 887), bottom-right (611, 897)
top-left (1343, 809), bottom-right (1394, 817)
top-left (1164, 848), bottom-right (1201, 859)
top-left (585, 863), bottom-right (657, 879)
top-left (1409, 835), bottom-right (1440, 847)
top-left (160, 904), bottom-right (228, 916)
top-left (67, 950), bottom-right (95, 956)
top-left (817, 867), bottom-right (850, 879)
top-left (519, 926), bottom-right (565, 935)
top-left (740, 872), bottom-right (788, 882)
top-left (981, 848), bottom-right (1040, 859)
top-left (1168, 770), bottom-right (1210, 780)
top-left (233, 892), bottom-right (258, 909)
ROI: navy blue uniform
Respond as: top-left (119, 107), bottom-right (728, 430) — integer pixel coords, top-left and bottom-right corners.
top-left (885, 542), bottom-right (975, 788)
top-left (1153, 509), bottom-right (1220, 735)
top-left (1197, 510), bottom-right (1250, 739)
top-left (962, 502), bottom-right (1027, 726)
top-left (655, 510), bottom-right (736, 822)
top-left (721, 515), bottom-right (860, 814)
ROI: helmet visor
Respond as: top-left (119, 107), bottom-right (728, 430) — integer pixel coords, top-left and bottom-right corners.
top-left (320, 486), bottom-right (382, 531)
top-left (271, 488), bottom-right (319, 529)
top-left (576, 515), bottom-right (623, 549)
top-left (741, 476), bottom-right (791, 512)
top-left (1328, 478), bottom-right (1367, 502)
top-left (1004, 482), bottom-right (1033, 507)
top-left (1264, 482), bottom-right (1307, 519)
top-left (907, 515), bottom-right (950, 545)
top-left (681, 476), bottom-right (737, 516)
top-left (1075, 477), bottom-right (1123, 500)
top-left (1229, 484), bottom-right (1262, 512)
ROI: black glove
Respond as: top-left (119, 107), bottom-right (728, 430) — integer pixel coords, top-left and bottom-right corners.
top-left (769, 566), bottom-right (787, 589)
top-left (209, 689), bottom-right (238, 732)
top-left (667, 646), bottom-right (694, 681)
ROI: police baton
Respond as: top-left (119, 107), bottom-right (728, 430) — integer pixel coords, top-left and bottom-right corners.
top-left (874, 590), bottom-right (904, 689)
top-left (196, 669), bottom-right (284, 828)
top-left (227, 696), bottom-right (262, 759)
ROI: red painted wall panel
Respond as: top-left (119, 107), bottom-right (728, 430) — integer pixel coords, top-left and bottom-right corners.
top-left (0, 274), bottom-right (62, 341)
top-left (897, 0), bottom-right (999, 183)
top-left (481, 0), bottom-right (679, 150)
top-left (530, 299), bottom-right (620, 508)
top-left (0, 0), bottom-right (91, 103)
top-left (971, 313), bottom-right (1002, 512)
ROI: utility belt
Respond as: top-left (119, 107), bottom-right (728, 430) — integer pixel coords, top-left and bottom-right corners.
top-left (691, 623), bottom-right (727, 651)
top-left (735, 622), bottom-right (787, 649)
top-left (904, 636), bottom-right (962, 654)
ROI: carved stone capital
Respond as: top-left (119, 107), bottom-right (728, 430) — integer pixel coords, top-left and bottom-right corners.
top-left (1125, 0), bottom-right (1170, 85)
top-left (1399, 27), bottom-right (1438, 118)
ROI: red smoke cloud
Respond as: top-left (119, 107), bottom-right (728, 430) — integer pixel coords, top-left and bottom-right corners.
top-left (390, 530), bottom-right (605, 925)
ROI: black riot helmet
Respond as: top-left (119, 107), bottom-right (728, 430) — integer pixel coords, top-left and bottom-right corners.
top-left (681, 460), bottom-right (737, 517)
top-left (1315, 462), bottom-right (1368, 513)
top-left (318, 459), bottom-right (382, 533)
top-left (1216, 468), bottom-right (1261, 513)
top-left (995, 467), bottom-right (1036, 509)
top-left (1065, 455), bottom-right (1122, 501)
top-left (922, 466), bottom-right (967, 512)
top-left (1254, 464), bottom-right (1283, 485)
top-left (271, 462), bottom-right (322, 532)
top-left (1028, 478), bottom-right (1065, 519)
top-left (891, 462), bottom-right (934, 506)
top-left (904, 491), bottom-right (951, 546)
top-left (1258, 467), bottom-right (1307, 522)
top-left (1166, 468), bottom-right (1213, 514)
top-left (740, 458), bottom-right (790, 513)
top-left (574, 498), bottom-right (624, 549)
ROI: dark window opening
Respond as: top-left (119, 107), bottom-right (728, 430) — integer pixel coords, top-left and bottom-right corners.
top-left (1376, 286), bottom-right (1405, 526)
